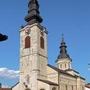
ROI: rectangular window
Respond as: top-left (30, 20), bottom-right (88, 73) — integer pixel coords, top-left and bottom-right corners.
top-left (65, 85), bottom-right (68, 90)
top-left (72, 86), bottom-right (73, 90)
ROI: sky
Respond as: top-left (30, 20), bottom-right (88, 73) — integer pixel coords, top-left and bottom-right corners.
top-left (0, 0), bottom-right (90, 87)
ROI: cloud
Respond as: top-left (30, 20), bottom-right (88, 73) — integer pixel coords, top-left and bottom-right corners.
top-left (2, 85), bottom-right (9, 88)
top-left (0, 67), bottom-right (19, 79)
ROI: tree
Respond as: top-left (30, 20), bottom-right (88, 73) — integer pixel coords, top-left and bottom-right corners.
top-left (0, 33), bottom-right (8, 42)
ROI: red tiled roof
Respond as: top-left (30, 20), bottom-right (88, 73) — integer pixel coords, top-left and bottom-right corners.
top-left (86, 83), bottom-right (90, 88)
top-left (0, 88), bottom-right (11, 90)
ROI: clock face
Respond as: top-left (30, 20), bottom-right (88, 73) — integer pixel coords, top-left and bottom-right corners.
top-left (25, 27), bottom-right (30, 34)
top-left (40, 31), bottom-right (44, 36)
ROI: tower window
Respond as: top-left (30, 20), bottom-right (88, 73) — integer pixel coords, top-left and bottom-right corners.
top-left (52, 87), bottom-right (56, 90)
top-left (40, 89), bottom-right (45, 90)
top-left (65, 85), bottom-right (68, 90)
top-left (72, 86), bottom-right (73, 90)
top-left (68, 63), bottom-right (70, 68)
top-left (25, 36), bottom-right (31, 48)
top-left (40, 37), bottom-right (44, 49)
top-left (65, 64), bottom-right (67, 68)
top-left (82, 86), bottom-right (84, 90)
top-left (25, 88), bottom-right (31, 90)
top-left (60, 64), bottom-right (62, 68)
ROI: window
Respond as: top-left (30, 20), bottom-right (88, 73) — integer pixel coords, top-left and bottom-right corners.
top-left (52, 87), bottom-right (56, 90)
top-left (25, 88), bottom-right (31, 90)
top-left (82, 86), bottom-right (84, 90)
top-left (65, 85), bottom-right (68, 90)
top-left (72, 86), bottom-right (73, 90)
top-left (65, 64), bottom-right (67, 68)
top-left (40, 37), bottom-right (44, 49)
top-left (25, 36), bottom-right (31, 48)
top-left (68, 63), bottom-right (70, 68)
top-left (60, 64), bottom-right (62, 68)
top-left (40, 89), bottom-right (45, 90)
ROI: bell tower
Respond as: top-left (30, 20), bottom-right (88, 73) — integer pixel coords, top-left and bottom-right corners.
top-left (56, 36), bottom-right (72, 70)
top-left (19, 0), bottom-right (48, 90)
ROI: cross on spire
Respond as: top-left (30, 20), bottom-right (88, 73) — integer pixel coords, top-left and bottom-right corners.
top-left (61, 33), bottom-right (64, 42)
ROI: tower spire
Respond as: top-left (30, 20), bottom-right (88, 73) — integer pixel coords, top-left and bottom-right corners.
top-left (57, 36), bottom-right (71, 59)
top-left (56, 36), bottom-right (72, 70)
top-left (25, 0), bottom-right (43, 25)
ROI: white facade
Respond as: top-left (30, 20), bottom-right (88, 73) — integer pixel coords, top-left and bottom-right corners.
top-left (12, 0), bottom-right (86, 90)
top-left (12, 22), bottom-right (85, 90)
top-left (19, 23), bottom-right (48, 90)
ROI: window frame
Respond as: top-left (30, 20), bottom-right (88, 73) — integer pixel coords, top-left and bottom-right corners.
top-left (25, 36), bottom-right (31, 48)
top-left (40, 36), bottom-right (44, 49)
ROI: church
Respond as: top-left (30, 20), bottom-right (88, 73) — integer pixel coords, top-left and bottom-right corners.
top-left (12, 0), bottom-right (85, 90)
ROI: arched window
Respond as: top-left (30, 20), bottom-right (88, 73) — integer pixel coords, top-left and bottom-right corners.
top-left (40, 37), bottom-right (44, 49)
top-left (82, 86), bottom-right (84, 90)
top-left (60, 64), bottom-right (62, 68)
top-left (65, 64), bottom-right (67, 68)
top-left (25, 88), bottom-right (31, 90)
top-left (52, 87), bottom-right (56, 90)
top-left (40, 89), bottom-right (45, 90)
top-left (25, 36), bottom-right (31, 48)
top-left (65, 85), bottom-right (68, 90)
top-left (72, 86), bottom-right (73, 90)
top-left (68, 63), bottom-right (70, 68)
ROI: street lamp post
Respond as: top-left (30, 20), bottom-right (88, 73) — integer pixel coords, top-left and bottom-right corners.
top-left (0, 33), bottom-right (8, 42)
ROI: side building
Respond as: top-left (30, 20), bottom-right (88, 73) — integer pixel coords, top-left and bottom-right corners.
top-left (85, 83), bottom-right (90, 90)
top-left (47, 37), bottom-right (85, 90)
top-left (0, 83), bottom-right (11, 90)
top-left (12, 0), bottom-right (85, 90)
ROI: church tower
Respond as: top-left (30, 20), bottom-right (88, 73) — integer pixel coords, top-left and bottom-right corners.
top-left (20, 0), bottom-right (48, 90)
top-left (56, 36), bottom-right (72, 70)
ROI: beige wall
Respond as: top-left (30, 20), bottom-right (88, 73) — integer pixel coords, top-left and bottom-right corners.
top-left (38, 80), bottom-right (58, 90)
top-left (47, 66), bottom-right (58, 84)
top-left (12, 22), bottom-right (85, 90)
top-left (47, 65), bottom-right (85, 90)
top-left (59, 73), bottom-right (77, 90)
top-left (12, 83), bottom-right (20, 90)
top-left (19, 23), bottom-right (48, 90)
top-left (38, 80), bottom-right (50, 90)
